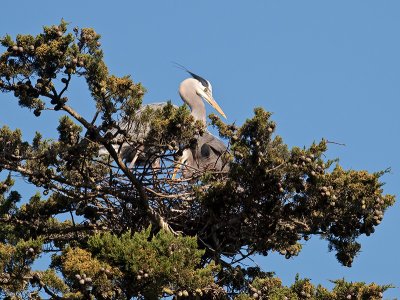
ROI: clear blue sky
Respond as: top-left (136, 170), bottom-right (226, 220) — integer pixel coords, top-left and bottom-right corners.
top-left (1, 1), bottom-right (399, 297)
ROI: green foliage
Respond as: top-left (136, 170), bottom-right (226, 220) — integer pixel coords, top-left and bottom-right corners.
top-left (58, 116), bottom-right (82, 145)
top-left (34, 269), bottom-right (69, 295)
top-left (234, 275), bottom-right (391, 299)
top-left (330, 278), bottom-right (390, 300)
top-left (86, 228), bottom-right (218, 298)
top-left (0, 238), bottom-right (43, 294)
top-left (59, 246), bottom-right (120, 299)
top-left (0, 174), bottom-right (20, 216)
top-left (0, 126), bottom-right (30, 165)
top-left (205, 109), bottom-right (394, 267)
top-left (0, 21), bottom-right (396, 299)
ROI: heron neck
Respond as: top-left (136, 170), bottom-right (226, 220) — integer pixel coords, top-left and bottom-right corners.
top-left (179, 83), bottom-right (207, 125)
top-left (190, 101), bottom-right (206, 124)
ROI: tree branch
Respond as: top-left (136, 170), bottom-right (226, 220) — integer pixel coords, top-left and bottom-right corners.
top-left (61, 104), bottom-right (173, 233)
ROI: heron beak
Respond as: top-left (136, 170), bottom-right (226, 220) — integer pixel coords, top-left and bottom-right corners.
top-left (198, 89), bottom-right (227, 119)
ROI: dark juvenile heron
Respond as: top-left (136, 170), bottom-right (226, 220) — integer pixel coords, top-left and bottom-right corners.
top-left (99, 69), bottom-right (229, 177)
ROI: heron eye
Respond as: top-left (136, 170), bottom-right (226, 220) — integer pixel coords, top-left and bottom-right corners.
top-left (204, 87), bottom-right (209, 93)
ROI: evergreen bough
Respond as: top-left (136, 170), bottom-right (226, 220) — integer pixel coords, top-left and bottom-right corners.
top-left (0, 21), bottom-right (395, 299)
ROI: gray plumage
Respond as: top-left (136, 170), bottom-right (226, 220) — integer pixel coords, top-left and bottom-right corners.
top-left (99, 70), bottom-right (229, 177)
top-left (176, 131), bottom-right (230, 179)
top-left (98, 102), bottom-right (172, 168)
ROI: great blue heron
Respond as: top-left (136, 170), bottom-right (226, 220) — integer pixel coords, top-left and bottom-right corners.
top-left (99, 70), bottom-right (229, 178)
top-left (171, 71), bottom-right (230, 178)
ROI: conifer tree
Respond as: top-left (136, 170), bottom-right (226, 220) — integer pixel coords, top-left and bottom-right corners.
top-left (0, 21), bottom-right (395, 299)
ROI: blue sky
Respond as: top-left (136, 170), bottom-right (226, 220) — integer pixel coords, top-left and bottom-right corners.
top-left (0, 1), bottom-right (399, 297)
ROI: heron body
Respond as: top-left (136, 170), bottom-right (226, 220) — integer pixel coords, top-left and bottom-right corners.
top-left (177, 131), bottom-right (230, 178)
top-left (99, 70), bottom-right (229, 178)
top-left (98, 102), bottom-right (171, 168)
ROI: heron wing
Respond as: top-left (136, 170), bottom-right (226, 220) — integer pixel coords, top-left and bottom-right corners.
top-left (198, 132), bottom-right (228, 156)
top-left (99, 102), bottom-right (178, 162)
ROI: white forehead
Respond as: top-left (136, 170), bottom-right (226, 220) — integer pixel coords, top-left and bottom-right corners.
top-left (206, 80), bottom-right (213, 92)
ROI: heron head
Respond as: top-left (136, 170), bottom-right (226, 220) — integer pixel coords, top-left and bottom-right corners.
top-left (193, 76), bottom-right (226, 119)
top-left (179, 71), bottom-right (227, 119)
